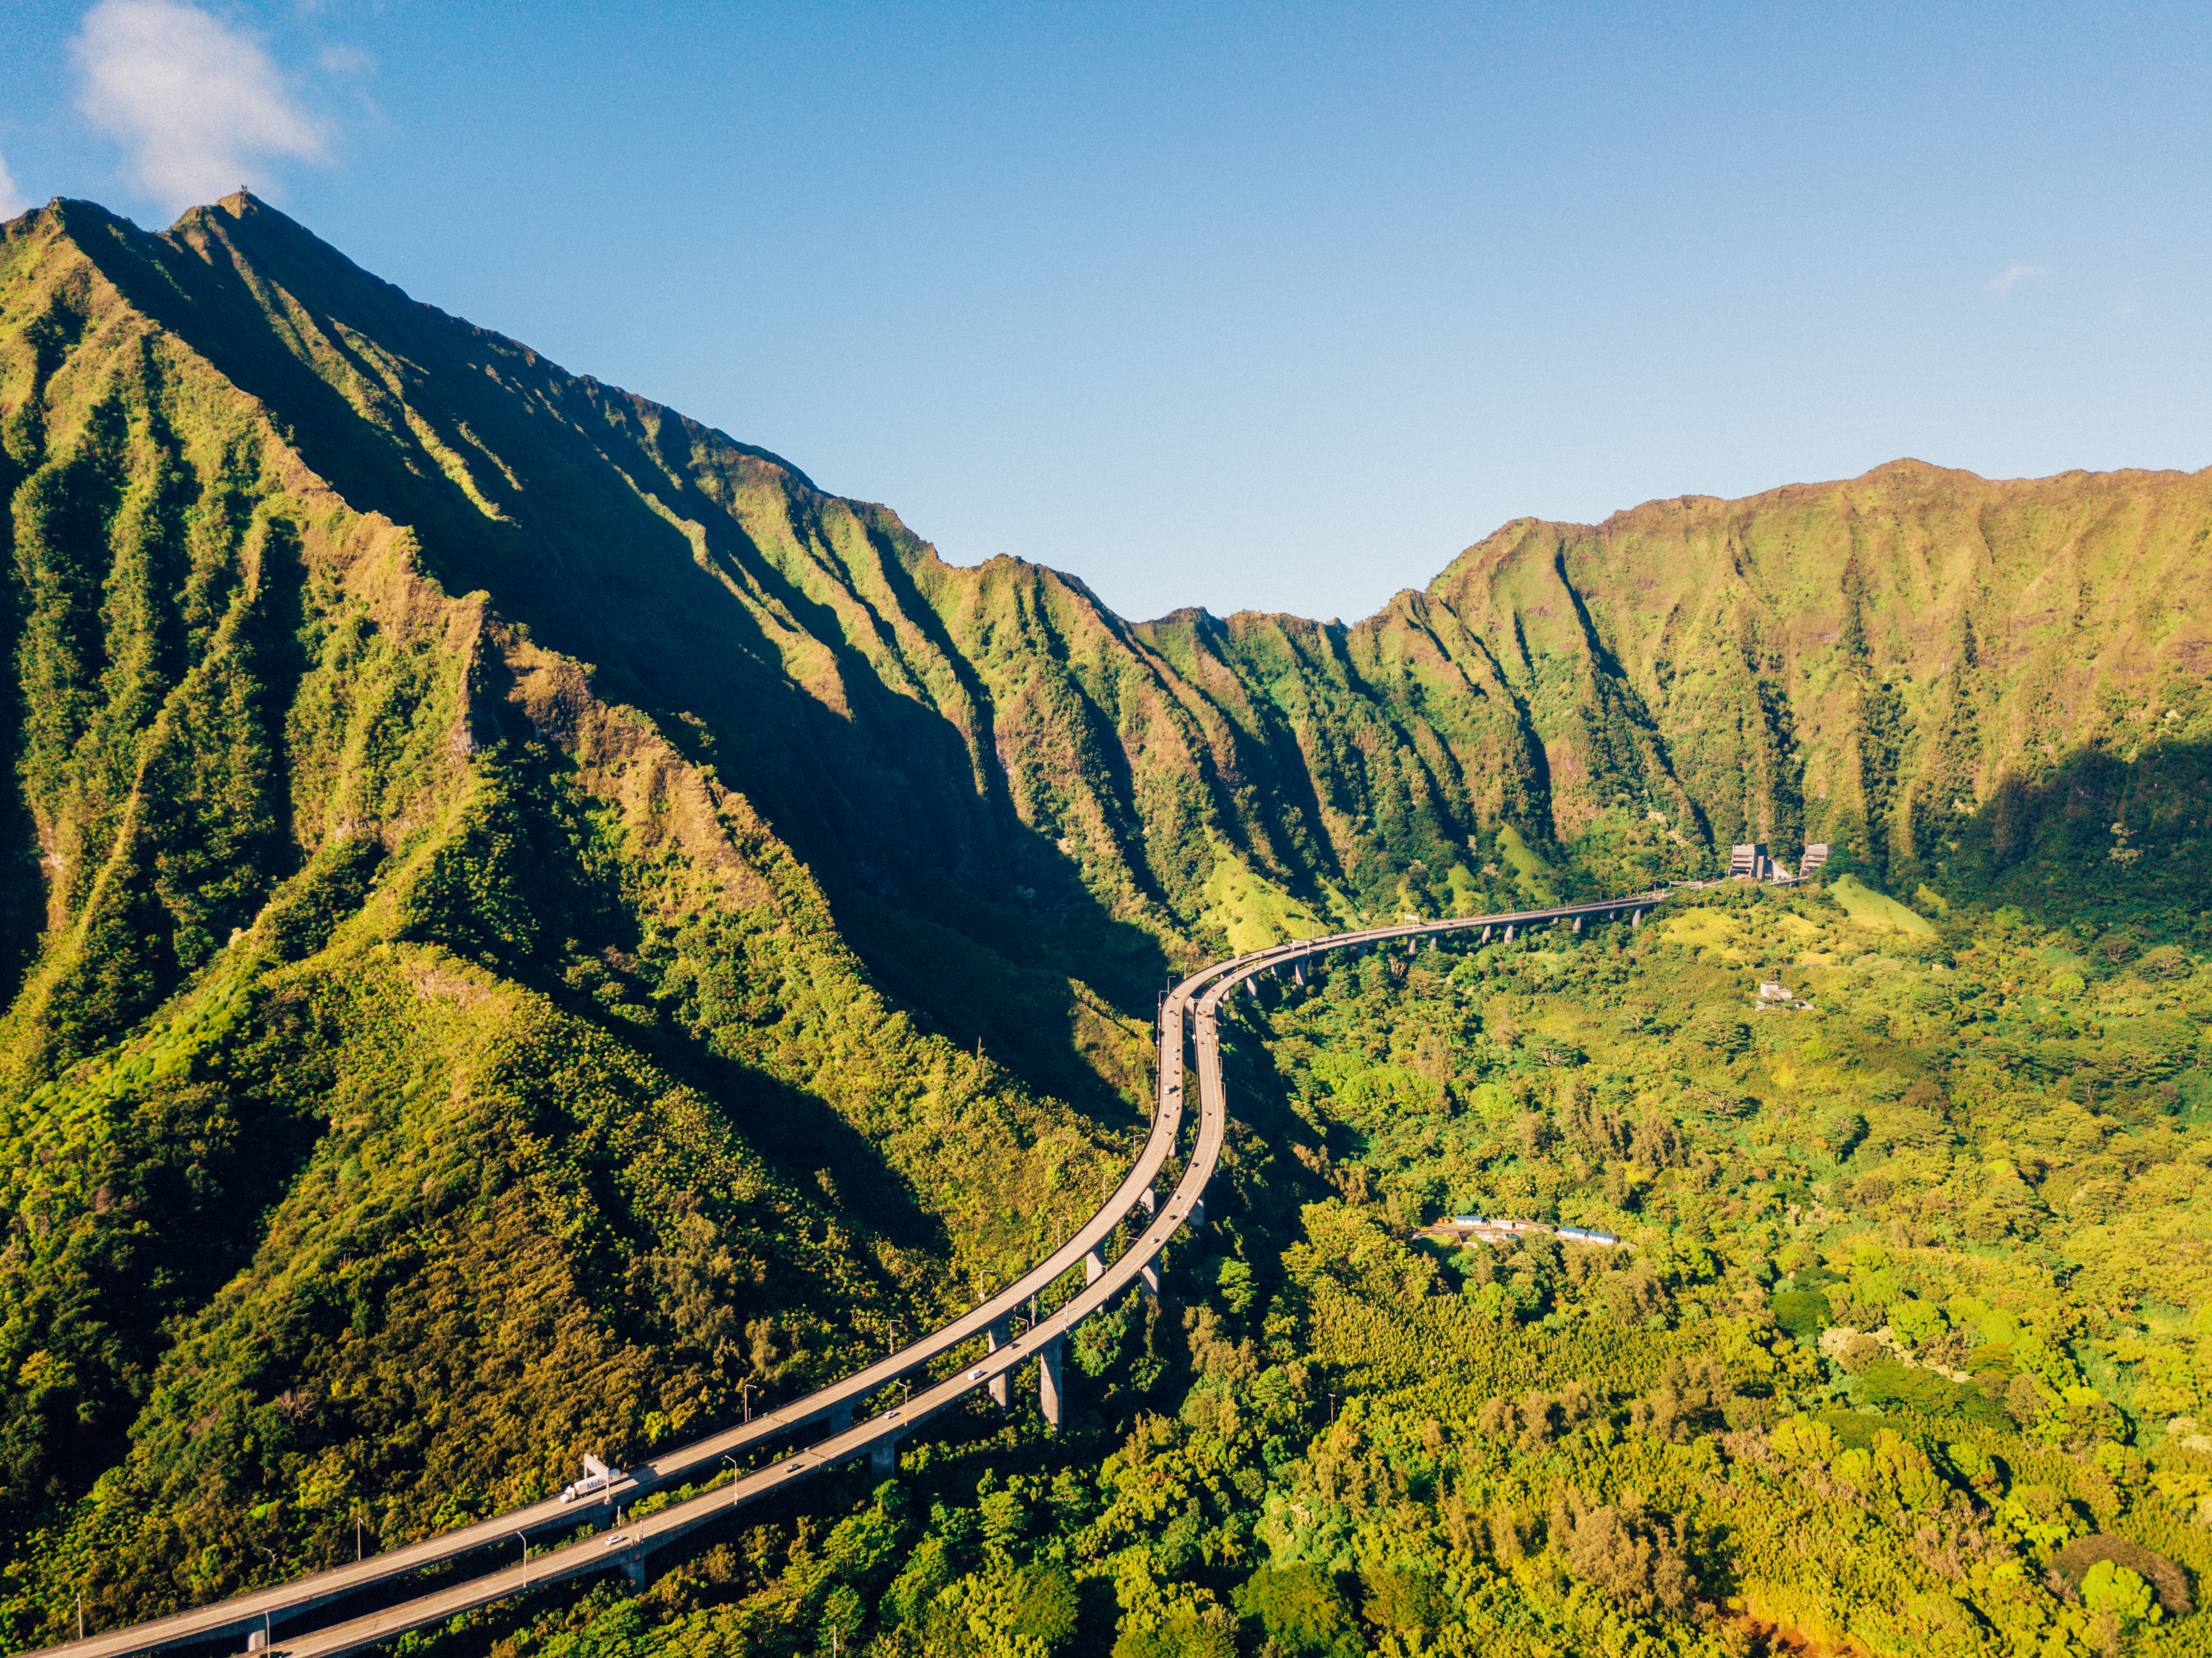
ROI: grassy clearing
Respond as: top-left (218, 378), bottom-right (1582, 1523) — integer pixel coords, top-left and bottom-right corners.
top-left (1199, 852), bottom-right (1329, 953)
top-left (1830, 873), bottom-right (1938, 935)
top-left (1495, 823), bottom-right (1560, 906)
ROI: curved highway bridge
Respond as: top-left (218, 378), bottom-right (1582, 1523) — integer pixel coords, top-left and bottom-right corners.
top-left (33, 889), bottom-right (1679, 1658)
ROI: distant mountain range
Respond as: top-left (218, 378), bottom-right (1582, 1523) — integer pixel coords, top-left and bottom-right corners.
top-left (1, 190), bottom-right (2206, 1632)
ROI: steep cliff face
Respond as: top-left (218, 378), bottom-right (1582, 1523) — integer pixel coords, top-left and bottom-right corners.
top-left (1425, 469), bottom-right (2212, 879)
top-left (1000, 461), bottom-right (2212, 927)
top-left (0, 196), bottom-right (1127, 1631)
top-left (1, 190), bottom-right (2206, 1635)
top-left (29, 192), bottom-right (2209, 979)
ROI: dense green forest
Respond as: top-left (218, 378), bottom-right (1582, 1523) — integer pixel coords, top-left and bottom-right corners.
top-left (305, 876), bottom-right (2212, 1658)
top-left (0, 189), bottom-right (2208, 1655)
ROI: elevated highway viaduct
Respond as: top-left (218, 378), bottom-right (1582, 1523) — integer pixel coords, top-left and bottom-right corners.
top-left (29, 889), bottom-right (1681, 1658)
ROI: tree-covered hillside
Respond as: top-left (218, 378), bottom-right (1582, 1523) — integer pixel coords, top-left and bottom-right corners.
top-left (1, 190), bottom-right (2208, 1655)
top-left (0, 195), bottom-right (1132, 1640)
top-left (267, 884), bottom-right (2212, 1658)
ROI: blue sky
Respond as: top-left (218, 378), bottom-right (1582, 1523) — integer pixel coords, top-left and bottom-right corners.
top-left (2, 2), bottom-right (2207, 622)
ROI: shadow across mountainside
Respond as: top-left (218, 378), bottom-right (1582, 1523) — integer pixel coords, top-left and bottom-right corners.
top-left (1935, 738), bottom-right (2212, 932)
top-left (53, 194), bottom-right (1170, 1106)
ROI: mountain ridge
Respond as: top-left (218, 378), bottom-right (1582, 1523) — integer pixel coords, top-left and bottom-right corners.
top-left (2, 189), bottom-right (2209, 1644)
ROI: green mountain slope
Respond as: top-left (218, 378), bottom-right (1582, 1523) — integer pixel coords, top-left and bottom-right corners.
top-left (0, 191), bottom-right (2208, 1642)
top-left (24, 194), bottom-right (2210, 987)
top-left (1423, 473), bottom-right (2212, 889)
top-left (0, 197), bottom-right (1124, 1635)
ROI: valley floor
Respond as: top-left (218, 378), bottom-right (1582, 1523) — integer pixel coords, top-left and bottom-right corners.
top-left (169, 881), bottom-right (2203, 1658)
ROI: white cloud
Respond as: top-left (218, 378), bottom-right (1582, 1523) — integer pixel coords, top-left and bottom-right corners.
top-left (1986, 262), bottom-right (2050, 298)
top-left (74, 0), bottom-right (326, 212)
top-left (0, 152), bottom-right (27, 220)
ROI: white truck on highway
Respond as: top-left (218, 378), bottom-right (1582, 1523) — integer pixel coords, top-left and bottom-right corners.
top-left (559, 1453), bottom-right (622, 1503)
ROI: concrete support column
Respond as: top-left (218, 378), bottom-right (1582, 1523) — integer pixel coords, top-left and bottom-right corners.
top-left (1406, 937), bottom-right (1417, 956)
top-left (1292, 960), bottom-right (1305, 986)
top-left (826, 1402), bottom-right (853, 1434)
top-left (1503, 924), bottom-right (1515, 942)
top-left (1039, 1337), bottom-right (1066, 1433)
top-left (1084, 1250), bottom-right (1104, 1285)
top-left (1189, 1195), bottom-right (1206, 1228)
top-left (1632, 909), bottom-right (1643, 927)
top-left (620, 1555), bottom-right (646, 1588)
top-left (1140, 1187), bottom-right (1157, 1215)
top-left (987, 1320), bottom-right (1011, 1410)
top-left (871, 1434), bottom-right (904, 1476)
top-left (1481, 925), bottom-right (1491, 942)
top-left (1573, 915), bottom-right (1583, 934)
top-left (1140, 1260), bottom-right (1160, 1297)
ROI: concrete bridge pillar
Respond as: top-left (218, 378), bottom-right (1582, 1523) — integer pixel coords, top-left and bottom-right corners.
top-left (1189, 1194), bottom-right (1206, 1228)
top-left (1573, 915), bottom-right (1583, 934)
top-left (1406, 937), bottom-right (1417, 956)
top-left (988, 1320), bottom-right (1012, 1410)
top-left (1292, 959), bottom-right (1305, 987)
top-left (1503, 924), bottom-right (1515, 942)
top-left (1039, 1337), bottom-right (1066, 1433)
top-left (620, 1555), bottom-right (646, 1588)
top-left (1140, 1187), bottom-right (1156, 1215)
top-left (1481, 925), bottom-right (1491, 942)
top-left (1140, 1260), bottom-right (1160, 1297)
top-left (1631, 909), bottom-right (1643, 927)
top-left (827, 1402), bottom-right (853, 1434)
top-left (871, 1433), bottom-right (905, 1476)
top-left (1084, 1250), bottom-right (1104, 1285)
